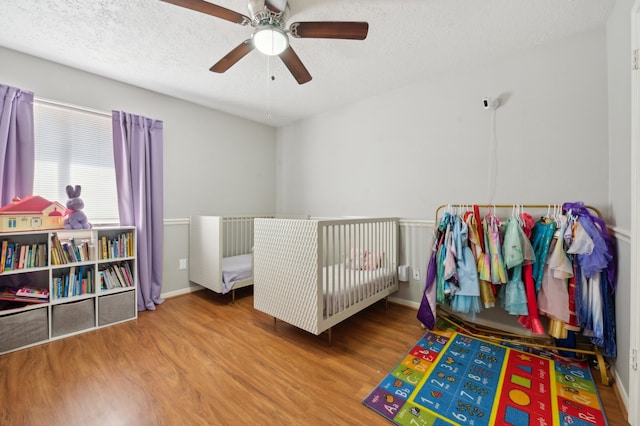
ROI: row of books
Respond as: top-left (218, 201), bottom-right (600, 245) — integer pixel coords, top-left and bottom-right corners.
top-left (0, 261), bottom-right (135, 303)
top-left (98, 231), bottom-right (134, 260)
top-left (0, 286), bottom-right (49, 304)
top-left (50, 234), bottom-right (94, 265)
top-left (1, 240), bottom-right (48, 272)
top-left (99, 262), bottom-right (134, 289)
top-left (52, 265), bottom-right (94, 299)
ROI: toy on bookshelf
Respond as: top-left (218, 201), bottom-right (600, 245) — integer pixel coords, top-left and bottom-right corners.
top-left (0, 195), bottom-right (66, 233)
top-left (15, 286), bottom-right (49, 299)
top-left (0, 286), bottom-right (49, 303)
top-left (63, 185), bottom-right (92, 230)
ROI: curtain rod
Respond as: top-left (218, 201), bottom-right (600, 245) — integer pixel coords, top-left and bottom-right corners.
top-left (435, 203), bottom-right (603, 223)
top-left (34, 96), bottom-right (111, 118)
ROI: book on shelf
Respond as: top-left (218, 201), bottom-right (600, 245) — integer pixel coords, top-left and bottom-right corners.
top-left (97, 231), bottom-right (134, 260)
top-left (100, 236), bottom-right (108, 260)
top-left (50, 234), bottom-right (94, 265)
top-left (108, 267), bottom-right (121, 287)
top-left (100, 269), bottom-right (116, 290)
top-left (15, 286), bottom-right (49, 299)
top-left (37, 243), bottom-right (47, 267)
top-left (0, 240), bottom-right (7, 273)
top-left (123, 262), bottom-right (134, 286)
top-left (17, 245), bottom-right (27, 269)
top-left (51, 234), bottom-right (64, 265)
top-left (78, 266), bottom-right (84, 295)
top-left (61, 242), bottom-right (76, 263)
top-left (0, 242), bottom-right (48, 271)
top-left (0, 286), bottom-right (49, 303)
top-left (113, 264), bottom-right (126, 287)
top-left (52, 265), bottom-right (91, 299)
top-left (3, 243), bottom-right (15, 271)
top-left (25, 244), bottom-right (32, 268)
top-left (77, 239), bottom-right (91, 261)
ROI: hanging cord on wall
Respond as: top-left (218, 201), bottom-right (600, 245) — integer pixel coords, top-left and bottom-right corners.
top-left (486, 101), bottom-right (499, 203)
top-left (265, 56), bottom-right (273, 121)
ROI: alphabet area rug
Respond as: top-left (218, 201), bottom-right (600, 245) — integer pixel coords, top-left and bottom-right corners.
top-left (363, 329), bottom-right (607, 426)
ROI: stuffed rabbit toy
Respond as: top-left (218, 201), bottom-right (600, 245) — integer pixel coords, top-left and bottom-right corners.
top-left (64, 184), bottom-right (92, 229)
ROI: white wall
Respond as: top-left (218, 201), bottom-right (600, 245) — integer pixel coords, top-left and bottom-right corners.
top-left (277, 28), bottom-right (609, 219)
top-left (607, 0), bottom-right (634, 414)
top-left (0, 46), bottom-right (278, 295)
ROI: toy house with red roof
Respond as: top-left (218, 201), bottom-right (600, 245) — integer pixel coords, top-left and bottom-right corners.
top-left (0, 196), bottom-right (66, 232)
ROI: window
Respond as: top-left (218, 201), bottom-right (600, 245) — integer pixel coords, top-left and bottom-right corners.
top-left (33, 100), bottom-right (119, 224)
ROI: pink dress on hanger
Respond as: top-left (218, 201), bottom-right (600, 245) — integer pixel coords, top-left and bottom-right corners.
top-left (517, 213), bottom-right (545, 335)
top-left (468, 208), bottom-right (495, 308)
top-left (485, 215), bottom-right (507, 285)
top-left (537, 215), bottom-right (573, 332)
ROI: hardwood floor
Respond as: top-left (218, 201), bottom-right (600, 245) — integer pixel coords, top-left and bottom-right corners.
top-left (0, 288), bottom-right (629, 425)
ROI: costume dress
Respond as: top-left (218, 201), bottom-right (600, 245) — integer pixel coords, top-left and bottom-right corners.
top-left (450, 216), bottom-right (481, 315)
top-left (499, 217), bottom-right (528, 315)
top-left (517, 213), bottom-right (545, 334)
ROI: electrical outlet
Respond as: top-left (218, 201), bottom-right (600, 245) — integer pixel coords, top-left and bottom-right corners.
top-left (179, 258), bottom-right (187, 270)
top-left (413, 268), bottom-right (420, 281)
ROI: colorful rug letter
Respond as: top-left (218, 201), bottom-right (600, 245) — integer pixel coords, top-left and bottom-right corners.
top-left (363, 331), bottom-right (608, 425)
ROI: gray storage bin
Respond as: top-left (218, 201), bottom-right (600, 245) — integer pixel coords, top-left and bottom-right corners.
top-left (0, 307), bottom-right (49, 353)
top-left (98, 290), bottom-right (135, 326)
top-left (52, 299), bottom-right (96, 337)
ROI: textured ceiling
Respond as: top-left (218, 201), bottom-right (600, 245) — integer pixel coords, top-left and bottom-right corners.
top-left (0, 0), bottom-right (616, 127)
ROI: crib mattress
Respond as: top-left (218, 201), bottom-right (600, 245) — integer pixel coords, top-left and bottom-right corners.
top-left (323, 264), bottom-right (394, 316)
top-left (221, 254), bottom-right (252, 294)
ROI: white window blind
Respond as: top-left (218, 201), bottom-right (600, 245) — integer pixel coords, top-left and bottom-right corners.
top-left (33, 100), bottom-right (119, 224)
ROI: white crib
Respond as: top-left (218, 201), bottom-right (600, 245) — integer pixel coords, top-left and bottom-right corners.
top-left (189, 215), bottom-right (273, 301)
top-left (253, 217), bottom-right (399, 342)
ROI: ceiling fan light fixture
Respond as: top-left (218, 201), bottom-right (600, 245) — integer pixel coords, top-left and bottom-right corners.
top-left (253, 26), bottom-right (288, 56)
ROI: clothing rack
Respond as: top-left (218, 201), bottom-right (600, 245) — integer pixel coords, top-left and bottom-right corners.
top-left (431, 203), bottom-right (610, 385)
top-left (435, 203), bottom-right (603, 223)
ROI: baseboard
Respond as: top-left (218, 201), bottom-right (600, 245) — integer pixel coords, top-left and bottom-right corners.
top-left (612, 368), bottom-right (629, 423)
top-left (388, 297), bottom-right (420, 310)
top-left (161, 285), bottom-right (204, 299)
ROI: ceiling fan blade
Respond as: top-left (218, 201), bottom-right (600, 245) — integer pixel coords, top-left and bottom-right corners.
top-left (289, 21), bottom-right (369, 40)
top-left (160, 0), bottom-right (250, 25)
top-left (279, 46), bottom-right (312, 85)
top-left (210, 40), bottom-right (254, 73)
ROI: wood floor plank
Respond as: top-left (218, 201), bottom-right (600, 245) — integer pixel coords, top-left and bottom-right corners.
top-left (0, 288), bottom-right (630, 425)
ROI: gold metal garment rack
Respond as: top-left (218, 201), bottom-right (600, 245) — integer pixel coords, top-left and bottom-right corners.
top-left (432, 202), bottom-right (610, 385)
top-left (435, 308), bottom-right (610, 386)
top-left (435, 203), bottom-right (603, 223)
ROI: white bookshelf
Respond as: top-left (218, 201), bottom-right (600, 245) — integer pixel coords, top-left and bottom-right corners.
top-left (0, 226), bottom-right (137, 354)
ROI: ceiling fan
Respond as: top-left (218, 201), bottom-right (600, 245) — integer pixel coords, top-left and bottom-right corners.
top-left (160, 0), bottom-right (369, 84)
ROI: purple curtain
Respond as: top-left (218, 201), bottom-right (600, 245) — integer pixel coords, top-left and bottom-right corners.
top-left (112, 111), bottom-right (164, 311)
top-left (0, 85), bottom-right (34, 206)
